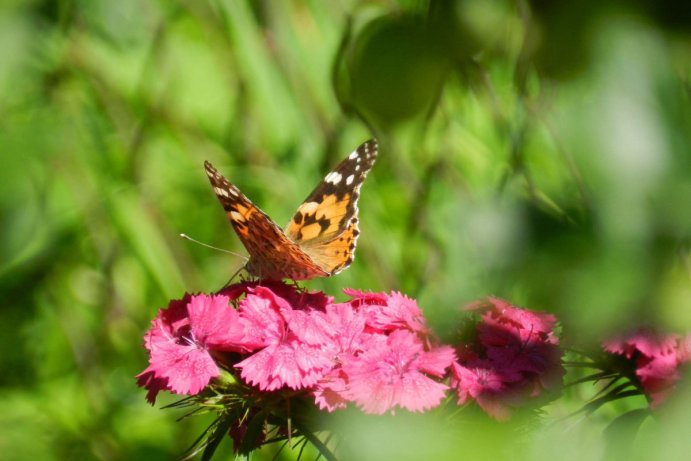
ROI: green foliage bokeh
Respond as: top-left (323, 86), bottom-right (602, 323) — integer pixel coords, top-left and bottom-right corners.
top-left (0, 0), bottom-right (689, 460)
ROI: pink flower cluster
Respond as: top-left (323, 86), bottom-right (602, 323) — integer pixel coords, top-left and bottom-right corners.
top-left (450, 297), bottom-right (564, 421)
top-left (604, 329), bottom-right (691, 407)
top-left (137, 282), bottom-right (456, 415)
top-left (138, 280), bottom-right (691, 451)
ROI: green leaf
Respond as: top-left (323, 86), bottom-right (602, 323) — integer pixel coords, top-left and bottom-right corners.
top-left (200, 416), bottom-right (234, 461)
top-left (237, 410), bottom-right (267, 456)
top-left (604, 409), bottom-right (651, 461)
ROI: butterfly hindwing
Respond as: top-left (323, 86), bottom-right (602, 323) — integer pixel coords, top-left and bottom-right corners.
top-left (284, 139), bottom-right (378, 273)
top-left (293, 215), bottom-right (361, 275)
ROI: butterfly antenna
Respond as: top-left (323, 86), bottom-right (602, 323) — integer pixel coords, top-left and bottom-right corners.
top-left (179, 233), bottom-right (250, 262)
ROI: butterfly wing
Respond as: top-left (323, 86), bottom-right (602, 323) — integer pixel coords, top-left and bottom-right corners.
top-left (204, 161), bottom-right (328, 280)
top-left (284, 139), bottom-right (378, 275)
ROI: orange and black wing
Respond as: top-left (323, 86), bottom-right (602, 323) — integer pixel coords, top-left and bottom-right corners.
top-left (284, 139), bottom-right (378, 275)
top-left (204, 161), bottom-right (328, 280)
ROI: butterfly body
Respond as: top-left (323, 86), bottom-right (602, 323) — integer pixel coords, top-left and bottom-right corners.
top-left (204, 140), bottom-right (378, 280)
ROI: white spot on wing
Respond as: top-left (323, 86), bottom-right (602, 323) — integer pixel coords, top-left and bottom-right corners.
top-left (215, 187), bottom-right (230, 198)
top-left (346, 174), bottom-right (354, 185)
top-left (299, 201), bottom-right (320, 214)
top-left (325, 172), bottom-right (342, 184)
top-left (348, 150), bottom-right (359, 160)
top-left (230, 211), bottom-right (244, 221)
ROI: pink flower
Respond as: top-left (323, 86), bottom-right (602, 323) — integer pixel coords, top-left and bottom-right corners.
top-left (221, 280), bottom-right (332, 311)
top-left (321, 301), bottom-right (368, 356)
top-left (451, 297), bottom-right (564, 420)
top-left (234, 287), bottom-right (334, 391)
top-left (312, 302), bottom-right (368, 411)
top-left (313, 292), bottom-right (455, 414)
top-left (340, 330), bottom-right (455, 414)
top-left (341, 289), bottom-right (429, 334)
top-left (451, 361), bottom-right (514, 421)
top-left (138, 284), bottom-right (456, 419)
top-left (313, 370), bottom-right (350, 412)
top-left (468, 297), bottom-right (559, 346)
top-left (136, 294), bottom-right (245, 403)
top-left (136, 370), bottom-right (171, 405)
top-left (341, 288), bottom-right (388, 306)
top-left (604, 329), bottom-right (690, 407)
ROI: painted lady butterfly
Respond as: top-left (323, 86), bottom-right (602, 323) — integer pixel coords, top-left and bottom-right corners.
top-left (204, 139), bottom-right (378, 280)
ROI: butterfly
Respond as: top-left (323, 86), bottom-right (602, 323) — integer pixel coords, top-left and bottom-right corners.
top-left (204, 139), bottom-right (378, 281)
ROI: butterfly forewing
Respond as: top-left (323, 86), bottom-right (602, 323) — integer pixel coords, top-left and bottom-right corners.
top-left (284, 139), bottom-right (378, 274)
top-left (204, 161), bottom-right (328, 280)
top-left (285, 139), bottom-right (378, 243)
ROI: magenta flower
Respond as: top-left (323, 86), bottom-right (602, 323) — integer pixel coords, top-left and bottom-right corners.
top-left (221, 280), bottom-right (332, 312)
top-left (136, 293), bottom-right (245, 403)
top-left (451, 297), bottom-right (564, 420)
top-left (604, 329), bottom-right (691, 407)
top-left (451, 360), bottom-right (515, 421)
top-left (312, 302), bottom-right (368, 411)
top-left (313, 290), bottom-right (455, 414)
top-left (312, 371), bottom-right (349, 412)
top-left (467, 297), bottom-right (559, 349)
top-left (322, 300), bottom-right (369, 355)
top-left (138, 281), bottom-right (458, 456)
top-left (234, 286), bottom-right (334, 391)
top-left (341, 330), bottom-right (455, 414)
top-left (344, 288), bottom-right (429, 334)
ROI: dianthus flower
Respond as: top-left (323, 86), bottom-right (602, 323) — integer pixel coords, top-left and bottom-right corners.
top-left (136, 293), bottom-right (246, 403)
top-left (314, 289), bottom-right (455, 414)
top-left (604, 328), bottom-right (691, 407)
top-left (450, 297), bottom-right (564, 420)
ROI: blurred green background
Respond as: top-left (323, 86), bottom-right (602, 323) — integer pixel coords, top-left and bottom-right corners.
top-left (1, 0), bottom-right (689, 460)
